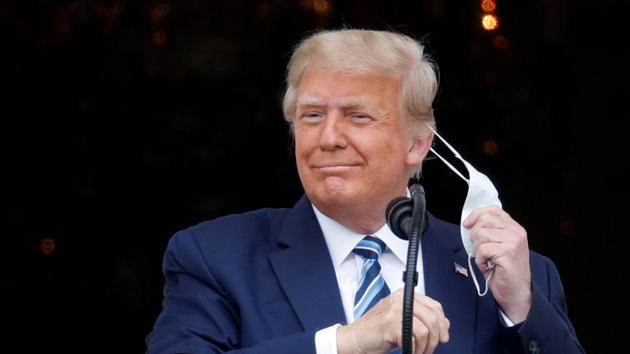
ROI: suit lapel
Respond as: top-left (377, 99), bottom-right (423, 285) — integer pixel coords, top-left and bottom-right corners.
top-left (269, 196), bottom-right (347, 331)
top-left (422, 214), bottom-right (477, 353)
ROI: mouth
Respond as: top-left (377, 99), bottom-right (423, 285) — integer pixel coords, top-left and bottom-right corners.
top-left (312, 163), bottom-right (360, 171)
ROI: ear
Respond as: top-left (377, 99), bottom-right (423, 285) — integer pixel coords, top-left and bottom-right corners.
top-left (405, 132), bottom-right (433, 167)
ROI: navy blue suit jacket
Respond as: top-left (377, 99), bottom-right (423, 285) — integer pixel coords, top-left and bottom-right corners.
top-left (146, 196), bottom-right (584, 353)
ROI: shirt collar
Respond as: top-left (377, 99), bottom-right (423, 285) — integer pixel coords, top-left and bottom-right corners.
top-left (312, 202), bottom-right (409, 267)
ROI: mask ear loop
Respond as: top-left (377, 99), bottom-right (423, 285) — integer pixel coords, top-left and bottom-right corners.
top-left (468, 253), bottom-right (493, 296)
top-left (426, 124), bottom-right (495, 296)
top-left (426, 126), bottom-right (469, 183)
top-left (428, 126), bottom-right (464, 159)
top-left (428, 148), bottom-right (469, 184)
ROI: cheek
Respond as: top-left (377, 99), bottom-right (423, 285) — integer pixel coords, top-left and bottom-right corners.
top-left (361, 133), bottom-right (403, 158)
top-left (294, 129), bottom-right (320, 158)
top-left (294, 140), bottom-right (309, 165)
top-left (293, 125), bottom-right (309, 147)
top-left (294, 138), bottom-right (313, 175)
top-left (372, 140), bottom-right (410, 173)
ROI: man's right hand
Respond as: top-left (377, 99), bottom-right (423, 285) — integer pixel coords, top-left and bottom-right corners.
top-left (336, 289), bottom-right (450, 354)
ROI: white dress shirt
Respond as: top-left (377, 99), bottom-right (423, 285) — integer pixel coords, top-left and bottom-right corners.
top-left (312, 204), bottom-right (425, 353)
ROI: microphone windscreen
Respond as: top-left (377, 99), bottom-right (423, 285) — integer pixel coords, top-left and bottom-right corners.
top-left (386, 196), bottom-right (413, 240)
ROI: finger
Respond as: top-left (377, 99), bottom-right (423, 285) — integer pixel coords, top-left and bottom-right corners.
top-left (417, 307), bottom-right (441, 354)
top-left (463, 205), bottom-right (503, 227)
top-left (470, 228), bottom-right (513, 255)
top-left (475, 242), bottom-right (507, 272)
top-left (470, 224), bottom-right (504, 246)
top-left (415, 296), bottom-right (449, 343)
top-left (390, 287), bottom-right (405, 302)
top-left (412, 316), bottom-right (429, 354)
top-left (414, 295), bottom-right (443, 314)
top-left (440, 317), bottom-right (450, 343)
top-left (471, 209), bottom-right (525, 238)
top-left (469, 212), bottom-right (509, 235)
top-left (413, 302), bottom-right (443, 353)
top-left (398, 290), bottom-right (441, 315)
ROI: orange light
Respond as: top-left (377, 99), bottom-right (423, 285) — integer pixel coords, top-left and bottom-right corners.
top-left (482, 14), bottom-right (499, 31)
top-left (481, 0), bottom-right (497, 13)
top-left (258, 2), bottom-right (272, 18)
top-left (313, 0), bottom-right (329, 14)
top-left (39, 238), bottom-right (56, 255)
top-left (484, 71), bottom-right (498, 84)
top-left (559, 220), bottom-right (575, 237)
top-left (152, 31), bottom-right (167, 46)
top-left (150, 3), bottom-right (170, 23)
top-left (493, 35), bottom-right (509, 49)
top-left (483, 140), bottom-right (499, 156)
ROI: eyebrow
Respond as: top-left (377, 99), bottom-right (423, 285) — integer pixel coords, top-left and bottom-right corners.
top-left (297, 94), bottom-right (386, 116)
top-left (297, 94), bottom-right (326, 107)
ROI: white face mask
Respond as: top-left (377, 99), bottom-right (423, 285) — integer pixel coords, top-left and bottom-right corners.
top-left (427, 125), bottom-right (502, 296)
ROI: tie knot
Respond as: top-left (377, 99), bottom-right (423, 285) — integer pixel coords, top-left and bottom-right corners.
top-left (353, 235), bottom-right (387, 260)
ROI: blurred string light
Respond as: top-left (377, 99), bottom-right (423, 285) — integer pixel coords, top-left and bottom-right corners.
top-left (482, 14), bottom-right (499, 31)
top-left (150, 3), bottom-right (169, 47)
top-left (559, 219), bottom-right (575, 237)
top-left (483, 139), bottom-right (499, 156)
top-left (151, 3), bottom-right (170, 23)
top-left (493, 35), bottom-right (509, 49)
top-left (481, 0), bottom-right (499, 31)
top-left (313, 0), bottom-right (330, 14)
top-left (152, 30), bottom-right (167, 46)
top-left (257, 2), bottom-right (272, 18)
top-left (39, 238), bottom-right (56, 255)
top-left (479, 1), bottom-right (504, 157)
top-left (481, 0), bottom-right (497, 13)
top-left (480, 0), bottom-right (509, 49)
top-left (301, 0), bottom-right (330, 14)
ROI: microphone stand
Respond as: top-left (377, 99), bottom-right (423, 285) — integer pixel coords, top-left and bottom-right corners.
top-left (401, 183), bottom-right (426, 354)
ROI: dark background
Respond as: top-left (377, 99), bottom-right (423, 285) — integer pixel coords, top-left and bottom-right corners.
top-left (2, 0), bottom-right (628, 353)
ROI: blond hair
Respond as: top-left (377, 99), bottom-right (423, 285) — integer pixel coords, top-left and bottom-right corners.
top-left (282, 29), bottom-right (438, 129)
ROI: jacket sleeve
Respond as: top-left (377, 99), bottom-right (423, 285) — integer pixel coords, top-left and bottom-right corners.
top-left (501, 256), bottom-right (586, 354)
top-left (145, 230), bottom-right (317, 354)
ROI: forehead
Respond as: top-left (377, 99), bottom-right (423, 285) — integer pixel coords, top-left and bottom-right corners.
top-left (296, 67), bottom-right (402, 108)
top-left (298, 93), bottom-right (374, 108)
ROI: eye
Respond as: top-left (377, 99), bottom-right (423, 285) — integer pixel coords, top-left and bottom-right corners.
top-left (302, 112), bottom-right (323, 121)
top-left (349, 113), bottom-right (372, 122)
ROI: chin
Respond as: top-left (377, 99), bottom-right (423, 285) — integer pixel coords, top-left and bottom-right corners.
top-left (310, 178), bottom-right (363, 208)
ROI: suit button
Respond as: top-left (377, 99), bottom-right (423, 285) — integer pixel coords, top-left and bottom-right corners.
top-left (528, 340), bottom-right (540, 353)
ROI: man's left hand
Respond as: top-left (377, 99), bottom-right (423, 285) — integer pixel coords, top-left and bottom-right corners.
top-left (464, 205), bottom-right (532, 324)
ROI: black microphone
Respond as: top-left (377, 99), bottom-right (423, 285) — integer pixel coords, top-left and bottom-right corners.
top-left (385, 183), bottom-right (427, 354)
top-left (386, 184), bottom-right (427, 239)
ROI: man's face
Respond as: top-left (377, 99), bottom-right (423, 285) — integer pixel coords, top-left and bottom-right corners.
top-left (294, 67), bottom-right (428, 226)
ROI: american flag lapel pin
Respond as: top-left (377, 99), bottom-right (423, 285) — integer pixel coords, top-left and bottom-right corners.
top-left (454, 262), bottom-right (469, 277)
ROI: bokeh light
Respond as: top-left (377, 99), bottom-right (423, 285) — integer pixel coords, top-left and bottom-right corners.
top-left (493, 35), bottom-right (509, 49)
top-left (39, 238), bottom-right (56, 255)
top-left (559, 219), bottom-right (576, 237)
top-left (484, 70), bottom-right (498, 84)
top-left (150, 3), bottom-right (170, 23)
top-left (152, 31), bottom-right (167, 46)
top-left (313, 0), bottom-right (330, 14)
top-left (483, 139), bottom-right (499, 156)
top-left (481, 0), bottom-right (497, 13)
top-left (482, 14), bottom-right (499, 31)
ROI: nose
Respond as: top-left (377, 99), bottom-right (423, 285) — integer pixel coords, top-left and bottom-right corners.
top-left (319, 111), bottom-right (348, 150)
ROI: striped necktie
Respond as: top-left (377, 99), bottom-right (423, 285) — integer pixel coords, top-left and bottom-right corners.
top-left (353, 235), bottom-right (391, 319)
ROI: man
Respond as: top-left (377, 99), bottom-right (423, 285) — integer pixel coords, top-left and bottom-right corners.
top-left (146, 29), bottom-right (584, 353)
